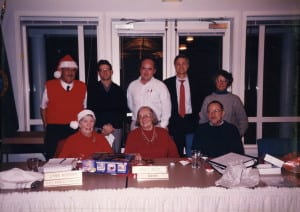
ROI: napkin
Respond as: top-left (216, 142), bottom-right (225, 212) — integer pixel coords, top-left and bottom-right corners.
top-left (215, 162), bottom-right (259, 188)
top-left (0, 168), bottom-right (43, 189)
top-left (179, 159), bottom-right (191, 166)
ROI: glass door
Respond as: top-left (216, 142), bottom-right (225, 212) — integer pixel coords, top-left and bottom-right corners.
top-left (112, 18), bottom-right (232, 145)
top-left (176, 20), bottom-right (231, 103)
top-left (112, 19), bottom-right (231, 93)
top-left (112, 20), bottom-right (166, 91)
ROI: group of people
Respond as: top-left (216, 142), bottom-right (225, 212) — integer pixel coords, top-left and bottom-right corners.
top-left (41, 54), bottom-right (248, 160)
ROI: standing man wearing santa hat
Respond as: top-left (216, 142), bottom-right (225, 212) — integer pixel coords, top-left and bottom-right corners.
top-left (40, 55), bottom-right (87, 159)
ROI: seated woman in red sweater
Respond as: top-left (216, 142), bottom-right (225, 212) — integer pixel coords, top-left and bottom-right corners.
top-left (125, 106), bottom-right (179, 158)
top-left (57, 109), bottom-right (112, 159)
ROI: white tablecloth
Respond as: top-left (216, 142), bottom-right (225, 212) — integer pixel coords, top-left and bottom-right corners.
top-left (1, 187), bottom-right (300, 212)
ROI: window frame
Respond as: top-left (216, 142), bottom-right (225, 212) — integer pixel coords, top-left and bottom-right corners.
top-left (242, 12), bottom-right (300, 148)
top-left (20, 16), bottom-right (99, 130)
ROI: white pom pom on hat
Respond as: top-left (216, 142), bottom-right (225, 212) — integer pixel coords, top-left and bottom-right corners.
top-left (53, 70), bottom-right (62, 79)
top-left (69, 121), bottom-right (79, 130)
top-left (69, 109), bottom-right (96, 129)
top-left (54, 55), bottom-right (78, 78)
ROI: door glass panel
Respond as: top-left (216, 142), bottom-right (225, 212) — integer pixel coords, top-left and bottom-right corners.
top-left (120, 36), bottom-right (163, 90)
top-left (179, 35), bottom-right (223, 105)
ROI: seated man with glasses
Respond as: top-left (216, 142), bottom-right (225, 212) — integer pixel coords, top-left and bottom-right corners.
top-left (192, 100), bottom-right (244, 157)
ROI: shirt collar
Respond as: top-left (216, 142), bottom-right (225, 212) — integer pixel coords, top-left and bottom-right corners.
top-left (209, 120), bottom-right (224, 126)
top-left (60, 80), bottom-right (74, 90)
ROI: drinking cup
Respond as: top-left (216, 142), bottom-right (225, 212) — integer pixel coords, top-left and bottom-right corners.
top-left (27, 158), bottom-right (40, 172)
top-left (191, 150), bottom-right (201, 168)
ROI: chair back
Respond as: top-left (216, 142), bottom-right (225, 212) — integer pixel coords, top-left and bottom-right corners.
top-left (257, 138), bottom-right (294, 157)
top-left (54, 139), bottom-right (66, 158)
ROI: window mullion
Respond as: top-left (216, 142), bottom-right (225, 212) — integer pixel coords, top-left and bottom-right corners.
top-left (77, 25), bottom-right (85, 82)
top-left (256, 25), bottom-right (265, 139)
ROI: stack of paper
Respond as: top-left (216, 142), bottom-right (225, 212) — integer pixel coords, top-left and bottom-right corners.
top-left (132, 166), bottom-right (169, 181)
top-left (42, 158), bottom-right (82, 187)
top-left (257, 154), bottom-right (283, 175)
top-left (41, 158), bottom-right (75, 173)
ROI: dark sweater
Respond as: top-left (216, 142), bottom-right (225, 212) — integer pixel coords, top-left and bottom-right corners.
top-left (87, 81), bottom-right (127, 129)
top-left (192, 121), bottom-right (244, 157)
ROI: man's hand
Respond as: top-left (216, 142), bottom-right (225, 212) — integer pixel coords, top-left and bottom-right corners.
top-left (101, 123), bottom-right (114, 135)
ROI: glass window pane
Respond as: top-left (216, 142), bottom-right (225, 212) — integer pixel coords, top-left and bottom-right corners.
top-left (244, 123), bottom-right (257, 145)
top-left (27, 26), bottom-right (78, 125)
top-left (84, 25), bottom-right (97, 85)
top-left (120, 36), bottom-right (163, 90)
top-left (244, 26), bottom-right (259, 117)
top-left (179, 35), bottom-right (223, 104)
top-left (262, 122), bottom-right (299, 151)
top-left (263, 25), bottom-right (300, 117)
top-left (44, 27), bottom-right (79, 80)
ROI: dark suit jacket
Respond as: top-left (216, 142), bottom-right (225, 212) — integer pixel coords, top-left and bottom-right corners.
top-left (164, 76), bottom-right (201, 135)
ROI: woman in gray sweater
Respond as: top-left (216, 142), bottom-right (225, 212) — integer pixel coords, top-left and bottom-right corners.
top-left (199, 70), bottom-right (248, 136)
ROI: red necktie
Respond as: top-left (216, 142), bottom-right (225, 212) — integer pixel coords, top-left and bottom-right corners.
top-left (179, 80), bottom-right (185, 117)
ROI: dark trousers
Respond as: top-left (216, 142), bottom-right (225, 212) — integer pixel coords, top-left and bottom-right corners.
top-left (44, 124), bottom-right (76, 159)
top-left (169, 114), bottom-right (198, 157)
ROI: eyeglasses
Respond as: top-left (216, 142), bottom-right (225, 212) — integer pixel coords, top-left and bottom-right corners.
top-left (98, 69), bottom-right (111, 72)
top-left (138, 114), bottom-right (152, 119)
top-left (207, 109), bottom-right (222, 114)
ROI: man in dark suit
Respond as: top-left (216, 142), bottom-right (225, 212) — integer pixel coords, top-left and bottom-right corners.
top-left (164, 54), bottom-right (201, 157)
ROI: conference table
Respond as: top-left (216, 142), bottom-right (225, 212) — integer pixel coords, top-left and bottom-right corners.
top-left (1, 158), bottom-right (300, 212)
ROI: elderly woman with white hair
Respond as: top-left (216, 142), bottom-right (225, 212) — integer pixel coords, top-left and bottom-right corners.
top-left (124, 106), bottom-right (179, 159)
top-left (57, 109), bottom-right (112, 159)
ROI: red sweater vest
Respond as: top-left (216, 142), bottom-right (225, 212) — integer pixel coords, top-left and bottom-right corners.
top-left (46, 80), bottom-right (86, 124)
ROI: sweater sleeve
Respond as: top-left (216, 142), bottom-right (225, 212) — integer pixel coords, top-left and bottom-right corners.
top-left (233, 97), bottom-right (248, 136)
top-left (165, 133), bottom-right (180, 158)
top-left (56, 139), bottom-right (73, 158)
top-left (199, 97), bottom-right (209, 124)
top-left (124, 131), bottom-right (136, 154)
top-left (98, 134), bottom-right (113, 153)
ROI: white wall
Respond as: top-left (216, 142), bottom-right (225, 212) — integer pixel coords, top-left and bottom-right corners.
top-left (1, 0), bottom-right (300, 130)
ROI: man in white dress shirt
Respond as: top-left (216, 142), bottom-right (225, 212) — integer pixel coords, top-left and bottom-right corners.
top-left (127, 57), bottom-right (171, 130)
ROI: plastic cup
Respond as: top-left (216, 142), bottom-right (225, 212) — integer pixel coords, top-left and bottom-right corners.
top-left (191, 150), bottom-right (201, 168)
top-left (27, 158), bottom-right (40, 172)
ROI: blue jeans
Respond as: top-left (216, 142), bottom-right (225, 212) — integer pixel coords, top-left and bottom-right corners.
top-left (185, 133), bottom-right (194, 157)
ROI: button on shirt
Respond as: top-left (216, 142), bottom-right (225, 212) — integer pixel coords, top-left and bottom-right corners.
top-left (176, 77), bottom-right (192, 115)
top-left (127, 77), bottom-right (171, 128)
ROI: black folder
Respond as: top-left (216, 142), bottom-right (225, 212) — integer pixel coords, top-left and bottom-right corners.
top-left (209, 152), bottom-right (258, 170)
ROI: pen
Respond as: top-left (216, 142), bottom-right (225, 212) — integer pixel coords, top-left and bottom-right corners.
top-left (59, 158), bottom-right (66, 164)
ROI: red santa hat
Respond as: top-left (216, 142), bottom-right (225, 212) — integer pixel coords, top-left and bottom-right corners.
top-left (70, 109), bottom-right (96, 129)
top-left (53, 55), bottom-right (78, 78)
